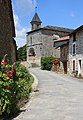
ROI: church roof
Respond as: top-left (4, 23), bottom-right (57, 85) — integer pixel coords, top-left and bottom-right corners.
top-left (43, 26), bottom-right (73, 33)
top-left (27, 25), bottom-right (74, 34)
top-left (31, 12), bottom-right (42, 23)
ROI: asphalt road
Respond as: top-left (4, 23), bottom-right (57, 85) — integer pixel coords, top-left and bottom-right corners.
top-left (14, 68), bottom-right (83, 120)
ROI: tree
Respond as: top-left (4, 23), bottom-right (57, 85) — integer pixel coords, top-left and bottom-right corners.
top-left (17, 44), bottom-right (27, 61)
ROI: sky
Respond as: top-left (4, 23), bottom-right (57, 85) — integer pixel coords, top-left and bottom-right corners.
top-left (12, 0), bottom-right (83, 48)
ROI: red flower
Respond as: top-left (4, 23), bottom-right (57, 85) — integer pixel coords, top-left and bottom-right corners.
top-left (6, 69), bottom-right (14, 78)
top-left (52, 59), bottom-right (60, 65)
top-left (1, 59), bottom-right (6, 65)
top-left (5, 85), bottom-right (11, 89)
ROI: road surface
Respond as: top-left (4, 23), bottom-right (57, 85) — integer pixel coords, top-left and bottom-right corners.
top-left (14, 68), bottom-right (83, 120)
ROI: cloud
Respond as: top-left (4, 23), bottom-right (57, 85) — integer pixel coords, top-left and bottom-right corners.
top-left (15, 0), bottom-right (37, 16)
top-left (12, 0), bottom-right (37, 48)
top-left (14, 14), bottom-right (30, 48)
top-left (70, 12), bottom-right (75, 17)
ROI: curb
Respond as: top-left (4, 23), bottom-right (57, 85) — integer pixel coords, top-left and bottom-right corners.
top-left (19, 72), bottom-right (39, 112)
top-left (30, 72), bottom-right (39, 92)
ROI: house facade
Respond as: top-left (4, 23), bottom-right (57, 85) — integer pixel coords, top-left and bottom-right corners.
top-left (0, 0), bottom-right (17, 63)
top-left (27, 12), bottom-right (73, 66)
top-left (68, 25), bottom-right (83, 77)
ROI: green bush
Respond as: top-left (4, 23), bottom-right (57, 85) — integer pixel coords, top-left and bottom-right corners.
top-left (14, 62), bottom-right (34, 98)
top-left (41, 56), bottom-right (53, 71)
top-left (0, 57), bottom-right (34, 119)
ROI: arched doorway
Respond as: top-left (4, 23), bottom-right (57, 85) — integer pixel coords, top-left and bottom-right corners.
top-left (28, 48), bottom-right (36, 63)
top-left (28, 47), bottom-right (36, 56)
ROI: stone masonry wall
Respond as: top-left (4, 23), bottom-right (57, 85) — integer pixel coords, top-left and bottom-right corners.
top-left (68, 29), bottom-right (83, 77)
top-left (27, 28), bottom-right (72, 66)
top-left (0, 0), bottom-right (16, 63)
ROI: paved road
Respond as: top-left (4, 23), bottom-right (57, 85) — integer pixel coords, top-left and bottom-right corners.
top-left (14, 68), bottom-right (83, 120)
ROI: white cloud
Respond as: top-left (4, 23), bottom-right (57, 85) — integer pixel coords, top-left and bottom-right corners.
top-left (70, 12), bottom-right (75, 17)
top-left (14, 14), bottom-right (30, 48)
top-left (12, 0), bottom-right (37, 48)
top-left (15, 0), bottom-right (37, 16)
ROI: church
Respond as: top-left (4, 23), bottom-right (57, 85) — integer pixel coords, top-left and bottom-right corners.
top-left (0, 0), bottom-right (17, 63)
top-left (27, 12), bottom-right (73, 66)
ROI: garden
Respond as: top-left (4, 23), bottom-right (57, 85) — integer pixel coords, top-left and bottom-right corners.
top-left (0, 55), bottom-right (34, 119)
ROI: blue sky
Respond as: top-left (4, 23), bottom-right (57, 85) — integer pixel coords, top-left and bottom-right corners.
top-left (12, 0), bottom-right (83, 48)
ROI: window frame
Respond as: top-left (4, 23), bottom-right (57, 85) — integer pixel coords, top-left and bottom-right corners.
top-left (72, 42), bottom-right (76, 55)
top-left (30, 37), bottom-right (32, 45)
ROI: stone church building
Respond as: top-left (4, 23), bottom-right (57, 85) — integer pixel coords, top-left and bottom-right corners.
top-left (27, 12), bottom-right (73, 66)
top-left (0, 0), bottom-right (17, 63)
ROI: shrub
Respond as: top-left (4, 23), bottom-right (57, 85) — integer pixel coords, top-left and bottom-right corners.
top-left (41, 56), bottom-right (53, 71)
top-left (0, 55), bottom-right (34, 119)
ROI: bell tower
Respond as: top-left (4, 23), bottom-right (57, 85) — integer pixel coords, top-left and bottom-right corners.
top-left (30, 12), bottom-right (42, 30)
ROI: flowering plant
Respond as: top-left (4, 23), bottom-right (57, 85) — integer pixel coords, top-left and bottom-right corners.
top-left (52, 58), bottom-right (60, 65)
top-left (0, 55), bottom-right (18, 117)
top-left (0, 55), bottom-right (33, 118)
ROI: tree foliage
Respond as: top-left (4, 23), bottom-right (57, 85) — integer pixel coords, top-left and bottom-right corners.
top-left (17, 44), bottom-right (27, 61)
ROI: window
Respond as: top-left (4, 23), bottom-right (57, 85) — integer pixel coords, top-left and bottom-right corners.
top-left (73, 60), bottom-right (75, 71)
top-left (72, 43), bottom-right (76, 55)
top-left (37, 24), bottom-right (39, 28)
top-left (32, 24), bottom-right (34, 30)
top-left (30, 37), bottom-right (32, 45)
top-left (73, 33), bottom-right (76, 42)
top-left (79, 60), bottom-right (81, 69)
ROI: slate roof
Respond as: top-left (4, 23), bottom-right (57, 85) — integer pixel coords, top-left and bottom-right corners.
top-left (43, 26), bottom-right (73, 33)
top-left (31, 12), bottom-right (42, 23)
top-left (69, 25), bottom-right (83, 35)
top-left (27, 25), bottom-right (74, 34)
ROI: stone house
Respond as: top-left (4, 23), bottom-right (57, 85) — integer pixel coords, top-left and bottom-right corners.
top-left (0, 0), bottom-right (17, 63)
top-left (27, 12), bottom-right (73, 66)
top-left (68, 25), bottom-right (83, 77)
top-left (53, 36), bottom-right (69, 74)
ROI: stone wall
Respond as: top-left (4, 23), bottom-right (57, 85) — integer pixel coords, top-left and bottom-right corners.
top-left (68, 29), bottom-right (83, 77)
top-left (27, 28), bottom-right (72, 66)
top-left (0, 0), bottom-right (16, 63)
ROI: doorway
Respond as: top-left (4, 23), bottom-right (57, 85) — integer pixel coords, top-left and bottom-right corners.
top-left (63, 62), bottom-right (67, 74)
top-left (78, 60), bottom-right (81, 76)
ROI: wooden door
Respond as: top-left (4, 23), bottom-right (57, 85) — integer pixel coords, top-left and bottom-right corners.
top-left (63, 62), bottom-right (67, 74)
